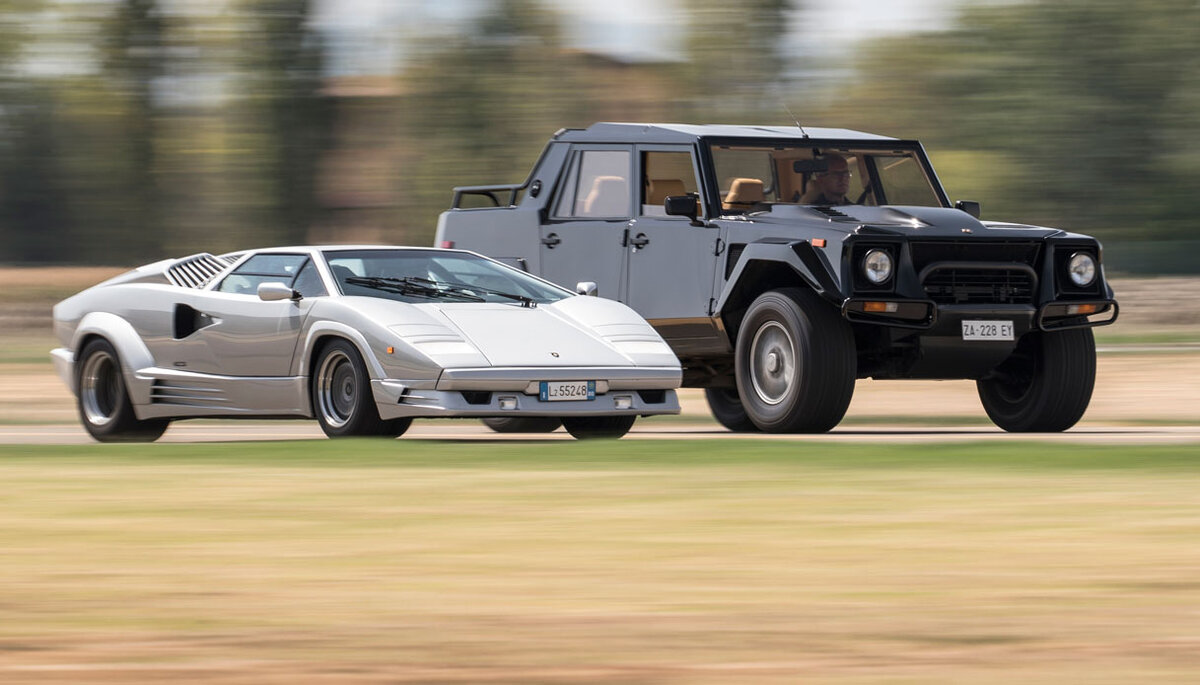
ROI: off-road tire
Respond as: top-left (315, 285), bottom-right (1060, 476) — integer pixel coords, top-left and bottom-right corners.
top-left (561, 415), bottom-right (637, 440)
top-left (76, 338), bottom-right (169, 443)
top-left (977, 328), bottom-right (1095, 432)
top-left (734, 288), bottom-right (856, 433)
top-left (312, 339), bottom-right (411, 438)
top-left (481, 417), bottom-right (563, 433)
top-left (704, 387), bottom-right (759, 432)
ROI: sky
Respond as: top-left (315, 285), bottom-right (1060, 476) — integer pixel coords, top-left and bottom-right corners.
top-left (315, 0), bottom-right (970, 74)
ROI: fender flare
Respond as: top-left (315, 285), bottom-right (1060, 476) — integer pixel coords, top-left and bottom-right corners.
top-left (295, 321), bottom-right (387, 380)
top-left (70, 312), bottom-right (157, 408)
top-left (712, 239), bottom-right (844, 316)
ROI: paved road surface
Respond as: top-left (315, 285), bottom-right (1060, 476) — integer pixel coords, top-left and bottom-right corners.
top-left (2, 421), bottom-right (1198, 445)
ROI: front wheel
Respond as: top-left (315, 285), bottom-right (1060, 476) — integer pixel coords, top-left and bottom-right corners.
top-left (76, 338), bottom-right (169, 443)
top-left (977, 328), bottom-right (1096, 432)
top-left (704, 388), bottom-right (759, 432)
top-left (734, 288), bottom-right (856, 433)
top-left (561, 415), bottom-right (637, 440)
top-left (481, 417), bottom-right (563, 433)
top-left (312, 339), bottom-right (411, 438)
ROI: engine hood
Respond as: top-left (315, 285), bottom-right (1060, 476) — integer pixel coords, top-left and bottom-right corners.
top-left (433, 303), bottom-right (633, 367)
top-left (737, 204), bottom-right (1066, 240)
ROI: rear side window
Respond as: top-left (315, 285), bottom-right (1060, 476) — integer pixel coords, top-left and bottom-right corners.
top-left (216, 254), bottom-right (311, 295)
top-left (553, 149), bottom-right (631, 218)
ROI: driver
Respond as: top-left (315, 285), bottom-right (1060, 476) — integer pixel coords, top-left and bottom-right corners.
top-left (807, 153), bottom-right (853, 206)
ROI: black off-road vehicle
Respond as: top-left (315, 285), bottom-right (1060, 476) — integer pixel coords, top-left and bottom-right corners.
top-left (437, 123), bottom-right (1118, 432)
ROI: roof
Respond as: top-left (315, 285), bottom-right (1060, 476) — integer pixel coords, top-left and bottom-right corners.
top-left (555, 122), bottom-right (899, 145)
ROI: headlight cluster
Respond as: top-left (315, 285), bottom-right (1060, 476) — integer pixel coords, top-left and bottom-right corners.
top-left (1067, 252), bottom-right (1097, 287)
top-left (862, 249), bottom-right (893, 285)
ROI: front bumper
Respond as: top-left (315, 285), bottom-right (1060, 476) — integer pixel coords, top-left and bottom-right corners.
top-left (842, 298), bottom-right (1119, 332)
top-left (372, 365), bottom-right (682, 419)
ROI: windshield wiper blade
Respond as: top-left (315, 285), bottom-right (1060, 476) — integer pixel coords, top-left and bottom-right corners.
top-left (343, 276), bottom-right (485, 302)
top-left (408, 277), bottom-right (537, 308)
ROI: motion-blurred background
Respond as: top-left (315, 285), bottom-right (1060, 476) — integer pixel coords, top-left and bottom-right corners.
top-left (0, 0), bottom-right (1196, 271)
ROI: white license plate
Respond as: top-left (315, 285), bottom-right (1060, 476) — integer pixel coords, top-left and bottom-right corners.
top-left (539, 380), bottom-right (596, 402)
top-left (962, 320), bottom-right (1014, 341)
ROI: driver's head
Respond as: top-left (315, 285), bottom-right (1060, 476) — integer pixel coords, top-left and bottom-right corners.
top-left (814, 154), bottom-right (851, 202)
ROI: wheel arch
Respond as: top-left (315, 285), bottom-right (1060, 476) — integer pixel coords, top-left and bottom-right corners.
top-left (296, 321), bottom-right (387, 382)
top-left (714, 241), bottom-right (844, 344)
top-left (70, 312), bottom-right (156, 409)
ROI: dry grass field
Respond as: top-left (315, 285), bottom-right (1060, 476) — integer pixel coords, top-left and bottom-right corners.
top-left (1, 441), bottom-right (1199, 684)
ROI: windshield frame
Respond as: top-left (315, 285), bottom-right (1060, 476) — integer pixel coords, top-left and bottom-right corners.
top-left (701, 137), bottom-right (950, 215)
top-left (320, 248), bottom-right (574, 305)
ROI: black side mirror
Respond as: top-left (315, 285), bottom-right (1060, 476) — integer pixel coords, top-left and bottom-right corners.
top-left (954, 200), bottom-right (981, 219)
top-left (793, 159), bottom-right (830, 174)
top-left (664, 195), bottom-right (705, 226)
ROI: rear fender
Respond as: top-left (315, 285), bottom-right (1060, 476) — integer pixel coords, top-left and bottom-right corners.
top-left (70, 312), bottom-right (157, 411)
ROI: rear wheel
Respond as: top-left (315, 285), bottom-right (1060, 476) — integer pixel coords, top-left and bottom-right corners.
top-left (977, 328), bottom-right (1095, 432)
top-left (481, 417), bottom-right (562, 433)
top-left (313, 339), bottom-right (411, 438)
top-left (561, 415), bottom-right (636, 440)
top-left (734, 288), bottom-right (856, 433)
top-left (76, 339), bottom-right (169, 443)
top-left (704, 387), bottom-right (759, 432)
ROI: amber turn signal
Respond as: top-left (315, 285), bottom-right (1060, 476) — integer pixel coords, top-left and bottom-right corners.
top-left (812, 238), bottom-right (827, 248)
top-left (863, 301), bottom-right (899, 313)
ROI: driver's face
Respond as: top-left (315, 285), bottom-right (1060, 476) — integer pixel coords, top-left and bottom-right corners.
top-left (817, 158), bottom-right (851, 198)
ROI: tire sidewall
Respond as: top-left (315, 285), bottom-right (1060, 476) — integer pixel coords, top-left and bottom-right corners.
top-left (735, 291), bottom-right (811, 429)
top-left (312, 339), bottom-right (384, 437)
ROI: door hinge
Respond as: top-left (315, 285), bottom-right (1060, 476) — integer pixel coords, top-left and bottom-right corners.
top-left (708, 298), bottom-right (717, 316)
top-left (713, 238), bottom-right (725, 256)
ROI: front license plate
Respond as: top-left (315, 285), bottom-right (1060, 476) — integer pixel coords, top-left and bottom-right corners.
top-left (962, 320), bottom-right (1015, 341)
top-left (539, 380), bottom-right (596, 402)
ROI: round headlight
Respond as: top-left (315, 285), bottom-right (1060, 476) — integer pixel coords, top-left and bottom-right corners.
top-left (863, 249), bottom-right (893, 285)
top-left (1067, 252), bottom-right (1096, 287)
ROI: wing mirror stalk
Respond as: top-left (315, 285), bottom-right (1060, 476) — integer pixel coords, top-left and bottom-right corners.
top-left (258, 282), bottom-right (301, 302)
top-left (955, 200), bottom-right (981, 219)
top-left (664, 195), bottom-right (708, 227)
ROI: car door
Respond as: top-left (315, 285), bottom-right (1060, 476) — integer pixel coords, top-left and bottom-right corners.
top-left (538, 145), bottom-right (633, 301)
top-left (625, 146), bottom-right (724, 352)
top-left (177, 254), bottom-right (323, 377)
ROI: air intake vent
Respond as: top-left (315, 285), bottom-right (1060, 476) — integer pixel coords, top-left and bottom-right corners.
top-left (150, 380), bottom-right (228, 406)
top-left (166, 253), bottom-right (231, 289)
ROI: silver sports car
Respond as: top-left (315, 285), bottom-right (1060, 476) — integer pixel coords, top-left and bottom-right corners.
top-left (51, 246), bottom-right (681, 441)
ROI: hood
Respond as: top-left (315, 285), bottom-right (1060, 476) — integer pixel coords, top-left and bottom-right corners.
top-left (741, 204), bottom-right (1065, 240)
top-left (433, 303), bottom-right (633, 367)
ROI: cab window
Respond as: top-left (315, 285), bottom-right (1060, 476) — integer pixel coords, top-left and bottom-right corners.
top-left (553, 149), bottom-right (631, 218)
top-left (640, 151), bottom-right (703, 218)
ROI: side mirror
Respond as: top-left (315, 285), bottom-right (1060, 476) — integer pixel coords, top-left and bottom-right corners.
top-left (575, 281), bottom-right (598, 297)
top-left (258, 282), bottom-right (299, 302)
top-left (793, 159), bottom-right (830, 174)
top-left (664, 195), bottom-right (705, 227)
top-left (955, 200), bottom-right (981, 219)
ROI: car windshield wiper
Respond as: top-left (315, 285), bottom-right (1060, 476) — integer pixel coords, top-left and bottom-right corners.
top-left (343, 276), bottom-right (485, 302)
top-left (406, 277), bottom-right (537, 308)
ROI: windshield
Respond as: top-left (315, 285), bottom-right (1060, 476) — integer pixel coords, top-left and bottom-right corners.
top-left (324, 249), bottom-right (571, 305)
top-left (708, 143), bottom-right (943, 211)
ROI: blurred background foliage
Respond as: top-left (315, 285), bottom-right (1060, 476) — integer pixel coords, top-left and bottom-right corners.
top-left (0, 0), bottom-right (1196, 271)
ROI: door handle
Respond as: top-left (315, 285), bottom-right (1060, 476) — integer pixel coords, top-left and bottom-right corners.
top-left (541, 233), bottom-right (561, 249)
top-left (630, 233), bottom-right (650, 249)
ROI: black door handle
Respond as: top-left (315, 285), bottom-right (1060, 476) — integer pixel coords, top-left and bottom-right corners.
top-left (541, 233), bottom-right (561, 248)
top-left (630, 233), bottom-right (649, 248)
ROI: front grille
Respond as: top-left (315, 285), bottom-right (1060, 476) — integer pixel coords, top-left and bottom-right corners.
top-left (922, 267), bottom-right (1036, 305)
top-left (910, 241), bottom-right (1041, 274)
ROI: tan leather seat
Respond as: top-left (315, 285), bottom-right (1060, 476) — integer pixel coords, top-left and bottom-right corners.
top-left (722, 178), bottom-right (764, 210)
top-left (647, 178), bottom-right (685, 205)
top-left (582, 175), bottom-right (629, 216)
